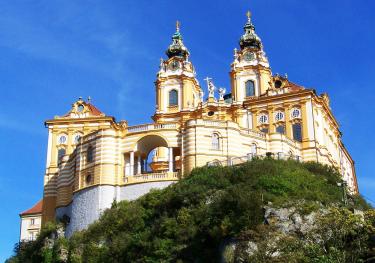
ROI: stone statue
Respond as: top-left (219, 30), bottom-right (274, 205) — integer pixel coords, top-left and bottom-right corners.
top-left (218, 87), bottom-right (226, 100)
top-left (204, 77), bottom-right (215, 98)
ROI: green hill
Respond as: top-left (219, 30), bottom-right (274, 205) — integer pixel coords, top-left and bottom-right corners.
top-left (7, 159), bottom-right (375, 262)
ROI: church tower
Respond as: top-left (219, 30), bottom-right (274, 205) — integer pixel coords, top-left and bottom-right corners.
top-left (230, 11), bottom-right (272, 102)
top-left (153, 22), bottom-right (202, 123)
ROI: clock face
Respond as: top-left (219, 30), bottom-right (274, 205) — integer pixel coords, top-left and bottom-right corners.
top-left (169, 61), bottom-right (180, 71)
top-left (244, 52), bottom-right (255, 62)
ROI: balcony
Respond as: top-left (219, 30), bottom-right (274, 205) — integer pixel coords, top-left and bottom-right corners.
top-left (123, 171), bottom-right (180, 185)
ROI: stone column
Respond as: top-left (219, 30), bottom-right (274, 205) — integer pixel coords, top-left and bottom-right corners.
top-left (168, 147), bottom-right (173, 172)
top-left (137, 154), bottom-right (141, 175)
top-left (130, 151), bottom-right (134, 175)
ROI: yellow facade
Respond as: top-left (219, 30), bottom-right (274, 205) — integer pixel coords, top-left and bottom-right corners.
top-left (40, 12), bottom-right (358, 228)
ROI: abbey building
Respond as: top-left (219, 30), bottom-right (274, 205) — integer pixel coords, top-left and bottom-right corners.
top-left (20, 12), bottom-right (358, 237)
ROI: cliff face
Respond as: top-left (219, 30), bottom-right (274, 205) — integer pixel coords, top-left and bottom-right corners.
top-left (7, 159), bottom-right (375, 263)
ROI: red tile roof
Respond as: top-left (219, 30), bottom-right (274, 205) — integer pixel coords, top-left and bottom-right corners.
top-left (287, 81), bottom-right (305, 92)
top-left (86, 103), bottom-right (104, 116)
top-left (20, 200), bottom-right (43, 216)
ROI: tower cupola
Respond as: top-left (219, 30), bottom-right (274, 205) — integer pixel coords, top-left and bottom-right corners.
top-left (166, 21), bottom-right (190, 59)
top-left (239, 11), bottom-right (262, 50)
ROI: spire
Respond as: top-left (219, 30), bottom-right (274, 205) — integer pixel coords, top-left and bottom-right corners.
top-left (166, 21), bottom-right (190, 59)
top-left (239, 10), bottom-right (262, 50)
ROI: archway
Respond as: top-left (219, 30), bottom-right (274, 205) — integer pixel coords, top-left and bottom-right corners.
top-left (124, 134), bottom-right (179, 175)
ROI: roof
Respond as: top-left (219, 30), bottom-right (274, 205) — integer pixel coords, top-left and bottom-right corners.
top-left (286, 81), bottom-right (305, 92)
top-left (86, 103), bottom-right (104, 116)
top-left (20, 199), bottom-right (43, 216)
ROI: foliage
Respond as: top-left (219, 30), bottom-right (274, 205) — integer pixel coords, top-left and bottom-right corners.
top-left (7, 159), bottom-right (373, 262)
top-left (240, 208), bottom-right (375, 263)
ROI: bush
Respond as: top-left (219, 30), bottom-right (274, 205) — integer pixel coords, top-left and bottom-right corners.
top-left (8, 159), bottom-right (372, 262)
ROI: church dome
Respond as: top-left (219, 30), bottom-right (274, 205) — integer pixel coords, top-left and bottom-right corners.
top-left (166, 21), bottom-right (190, 59)
top-left (239, 11), bottom-right (262, 50)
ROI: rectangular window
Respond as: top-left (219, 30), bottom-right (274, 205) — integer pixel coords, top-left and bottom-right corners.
top-left (276, 125), bottom-right (285, 134)
top-left (260, 128), bottom-right (269, 134)
top-left (292, 123), bottom-right (302, 142)
top-left (30, 219), bottom-right (35, 225)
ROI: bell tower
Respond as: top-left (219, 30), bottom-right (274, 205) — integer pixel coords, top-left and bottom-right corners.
top-left (230, 11), bottom-right (272, 102)
top-left (153, 21), bottom-right (202, 123)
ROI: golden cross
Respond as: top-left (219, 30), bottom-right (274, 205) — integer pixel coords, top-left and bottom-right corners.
top-left (176, 20), bottom-right (180, 31)
top-left (246, 10), bottom-right (251, 20)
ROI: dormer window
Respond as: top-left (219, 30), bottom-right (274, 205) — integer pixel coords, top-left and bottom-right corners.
top-left (169, 90), bottom-right (178, 106)
top-left (275, 80), bottom-right (282, 89)
top-left (245, 80), bottom-right (255, 97)
top-left (77, 105), bottom-right (84, 112)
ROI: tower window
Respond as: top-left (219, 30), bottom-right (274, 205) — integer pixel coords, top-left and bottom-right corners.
top-left (276, 125), bottom-right (285, 134)
top-left (245, 80), bottom-right (255, 97)
top-left (211, 133), bottom-right (220, 150)
top-left (58, 148), bottom-right (66, 162)
top-left (87, 146), bottom-right (94, 163)
top-left (169, 89), bottom-right (178, 106)
top-left (292, 123), bottom-right (302, 142)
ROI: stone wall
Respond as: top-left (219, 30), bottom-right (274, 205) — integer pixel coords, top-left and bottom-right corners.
top-left (56, 181), bottom-right (175, 237)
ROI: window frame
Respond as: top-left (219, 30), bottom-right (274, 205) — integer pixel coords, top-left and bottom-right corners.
top-left (245, 80), bottom-right (255, 97)
top-left (168, 89), bottom-right (178, 106)
top-left (86, 146), bottom-right (94, 163)
top-left (57, 148), bottom-right (66, 163)
top-left (292, 122), bottom-right (303, 142)
top-left (276, 125), bottom-right (285, 134)
top-left (211, 133), bottom-right (220, 150)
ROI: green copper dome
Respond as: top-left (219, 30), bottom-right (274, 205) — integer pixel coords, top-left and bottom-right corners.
top-left (239, 11), bottom-right (262, 50)
top-left (166, 21), bottom-right (190, 59)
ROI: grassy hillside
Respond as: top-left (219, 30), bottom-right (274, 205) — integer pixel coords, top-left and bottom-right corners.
top-left (7, 159), bottom-right (374, 262)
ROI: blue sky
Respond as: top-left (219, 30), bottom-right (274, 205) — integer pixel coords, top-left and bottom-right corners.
top-left (1, 0), bottom-right (374, 260)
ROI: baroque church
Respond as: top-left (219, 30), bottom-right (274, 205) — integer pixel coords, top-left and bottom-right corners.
top-left (19, 11), bottom-right (358, 240)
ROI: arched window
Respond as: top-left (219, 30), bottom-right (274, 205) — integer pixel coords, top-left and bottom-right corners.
top-left (87, 146), bottom-right (94, 163)
top-left (169, 89), bottom-right (178, 106)
top-left (85, 174), bottom-right (92, 185)
top-left (292, 123), bottom-right (302, 142)
top-left (211, 133), bottom-right (220, 150)
top-left (58, 148), bottom-right (66, 162)
top-left (245, 80), bottom-right (255, 97)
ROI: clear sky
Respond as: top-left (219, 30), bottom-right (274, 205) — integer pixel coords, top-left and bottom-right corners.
top-left (1, 0), bottom-right (374, 261)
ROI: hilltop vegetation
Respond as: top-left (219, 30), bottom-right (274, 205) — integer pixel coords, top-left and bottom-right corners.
top-left (7, 159), bottom-right (375, 262)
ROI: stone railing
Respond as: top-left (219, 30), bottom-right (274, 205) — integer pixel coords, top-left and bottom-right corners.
top-left (127, 123), bottom-right (178, 133)
top-left (241, 128), bottom-right (267, 139)
top-left (203, 120), bottom-right (227, 127)
top-left (123, 171), bottom-right (180, 185)
top-left (207, 153), bottom-right (302, 167)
